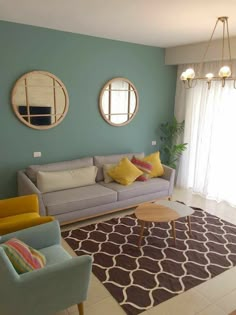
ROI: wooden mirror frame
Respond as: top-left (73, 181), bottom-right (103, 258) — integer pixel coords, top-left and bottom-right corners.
top-left (11, 71), bottom-right (69, 130)
top-left (99, 77), bottom-right (139, 127)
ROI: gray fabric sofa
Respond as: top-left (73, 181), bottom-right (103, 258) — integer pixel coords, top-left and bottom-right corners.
top-left (17, 152), bottom-right (175, 225)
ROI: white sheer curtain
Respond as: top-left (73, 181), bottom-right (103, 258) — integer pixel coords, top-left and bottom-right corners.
top-left (175, 60), bottom-right (236, 206)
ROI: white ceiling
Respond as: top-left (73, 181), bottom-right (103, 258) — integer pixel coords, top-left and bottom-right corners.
top-left (1, 0), bottom-right (236, 48)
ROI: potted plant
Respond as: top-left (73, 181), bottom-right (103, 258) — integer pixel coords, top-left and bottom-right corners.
top-left (159, 117), bottom-right (187, 169)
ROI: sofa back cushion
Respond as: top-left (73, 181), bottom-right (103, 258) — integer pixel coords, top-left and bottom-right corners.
top-left (26, 157), bottom-right (93, 182)
top-left (94, 153), bottom-right (144, 182)
top-left (36, 166), bottom-right (98, 193)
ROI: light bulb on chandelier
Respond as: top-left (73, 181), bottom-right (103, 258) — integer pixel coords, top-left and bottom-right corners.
top-left (218, 66), bottom-right (231, 78)
top-left (180, 17), bottom-right (235, 89)
top-left (205, 73), bottom-right (214, 80)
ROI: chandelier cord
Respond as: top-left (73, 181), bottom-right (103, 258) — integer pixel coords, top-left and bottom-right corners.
top-left (200, 19), bottom-right (219, 66)
top-left (197, 19), bottom-right (219, 77)
top-left (226, 18), bottom-right (233, 74)
top-left (222, 19), bottom-right (225, 64)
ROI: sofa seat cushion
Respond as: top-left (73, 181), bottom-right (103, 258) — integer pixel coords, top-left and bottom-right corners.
top-left (40, 245), bottom-right (71, 266)
top-left (43, 184), bottom-right (117, 216)
top-left (99, 178), bottom-right (169, 201)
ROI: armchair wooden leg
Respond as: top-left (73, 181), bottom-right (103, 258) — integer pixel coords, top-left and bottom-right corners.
top-left (77, 302), bottom-right (84, 315)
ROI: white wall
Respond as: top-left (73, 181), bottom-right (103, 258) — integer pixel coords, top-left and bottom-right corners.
top-left (165, 36), bottom-right (236, 65)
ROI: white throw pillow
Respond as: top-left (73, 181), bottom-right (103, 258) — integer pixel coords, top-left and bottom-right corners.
top-left (103, 164), bottom-right (116, 184)
top-left (36, 166), bottom-right (98, 193)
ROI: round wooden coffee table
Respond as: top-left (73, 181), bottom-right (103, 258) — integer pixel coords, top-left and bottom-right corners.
top-left (135, 200), bottom-right (194, 247)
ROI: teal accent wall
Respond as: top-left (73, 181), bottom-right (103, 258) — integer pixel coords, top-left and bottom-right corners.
top-left (0, 21), bottom-right (177, 198)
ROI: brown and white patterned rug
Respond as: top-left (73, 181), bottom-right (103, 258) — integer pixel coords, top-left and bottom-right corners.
top-left (62, 206), bottom-right (236, 315)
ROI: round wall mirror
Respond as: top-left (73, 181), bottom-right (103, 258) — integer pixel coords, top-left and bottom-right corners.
top-left (11, 71), bottom-right (69, 130)
top-left (99, 77), bottom-right (139, 126)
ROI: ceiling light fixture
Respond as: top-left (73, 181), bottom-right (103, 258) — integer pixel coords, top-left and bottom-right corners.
top-left (180, 17), bottom-right (235, 89)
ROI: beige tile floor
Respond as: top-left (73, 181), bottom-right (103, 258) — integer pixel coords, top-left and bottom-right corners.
top-left (57, 187), bottom-right (236, 315)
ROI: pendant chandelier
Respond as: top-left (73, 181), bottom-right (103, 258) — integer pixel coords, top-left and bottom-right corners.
top-left (180, 17), bottom-right (235, 89)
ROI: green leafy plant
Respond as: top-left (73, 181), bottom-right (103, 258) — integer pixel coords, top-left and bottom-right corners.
top-left (159, 117), bottom-right (187, 169)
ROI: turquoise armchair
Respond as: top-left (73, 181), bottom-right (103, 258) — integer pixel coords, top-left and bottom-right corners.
top-left (0, 221), bottom-right (92, 315)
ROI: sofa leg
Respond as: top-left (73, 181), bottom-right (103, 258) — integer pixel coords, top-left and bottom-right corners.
top-left (78, 302), bottom-right (84, 315)
top-left (168, 196), bottom-right (171, 201)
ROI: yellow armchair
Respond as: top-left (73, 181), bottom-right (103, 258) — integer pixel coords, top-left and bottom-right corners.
top-left (0, 194), bottom-right (54, 235)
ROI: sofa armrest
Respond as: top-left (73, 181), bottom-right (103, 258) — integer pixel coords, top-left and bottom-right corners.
top-left (17, 170), bottom-right (47, 216)
top-left (0, 220), bottom-right (61, 249)
top-left (0, 194), bottom-right (39, 218)
top-left (161, 164), bottom-right (175, 196)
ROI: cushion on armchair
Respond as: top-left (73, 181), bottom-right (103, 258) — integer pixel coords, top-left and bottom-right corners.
top-left (1, 238), bottom-right (46, 274)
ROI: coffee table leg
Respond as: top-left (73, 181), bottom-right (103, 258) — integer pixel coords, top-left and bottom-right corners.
top-left (171, 221), bottom-right (176, 246)
top-left (187, 216), bottom-right (192, 237)
top-left (138, 221), bottom-right (145, 247)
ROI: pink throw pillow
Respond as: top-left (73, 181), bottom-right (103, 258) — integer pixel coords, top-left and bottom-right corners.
top-left (131, 156), bottom-right (153, 181)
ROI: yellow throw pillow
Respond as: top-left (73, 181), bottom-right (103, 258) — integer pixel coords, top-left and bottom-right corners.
top-left (143, 151), bottom-right (164, 178)
top-left (108, 157), bottom-right (143, 185)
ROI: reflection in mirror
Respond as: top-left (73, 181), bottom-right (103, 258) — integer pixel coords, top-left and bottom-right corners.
top-left (99, 77), bottom-right (139, 126)
top-left (11, 71), bottom-right (69, 130)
